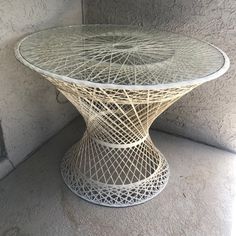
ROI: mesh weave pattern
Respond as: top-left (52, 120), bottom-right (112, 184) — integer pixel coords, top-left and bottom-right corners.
top-left (48, 77), bottom-right (197, 206)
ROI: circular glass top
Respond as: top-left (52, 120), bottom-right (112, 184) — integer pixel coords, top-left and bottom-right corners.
top-left (15, 25), bottom-right (229, 90)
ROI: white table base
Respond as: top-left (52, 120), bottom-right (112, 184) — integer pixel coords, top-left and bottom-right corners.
top-left (49, 78), bottom-right (196, 207)
top-left (61, 135), bottom-right (169, 207)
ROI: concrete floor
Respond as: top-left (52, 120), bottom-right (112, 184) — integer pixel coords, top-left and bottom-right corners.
top-left (0, 117), bottom-right (236, 236)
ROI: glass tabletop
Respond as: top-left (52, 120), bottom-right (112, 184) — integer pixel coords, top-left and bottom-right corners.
top-left (15, 25), bottom-right (229, 90)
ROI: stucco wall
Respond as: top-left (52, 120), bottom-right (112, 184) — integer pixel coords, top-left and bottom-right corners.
top-left (83, 0), bottom-right (236, 152)
top-left (0, 0), bottom-right (82, 178)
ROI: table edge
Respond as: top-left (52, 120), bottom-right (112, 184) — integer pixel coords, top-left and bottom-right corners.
top-left (14, 26), bottom-right (230, 91)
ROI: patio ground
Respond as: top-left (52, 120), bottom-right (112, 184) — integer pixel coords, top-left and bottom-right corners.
top-left (0, 117), bottom-right (235, 236)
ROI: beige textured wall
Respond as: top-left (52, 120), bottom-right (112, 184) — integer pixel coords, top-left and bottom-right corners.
top-left (84, 0), bottom-right (236, 152)
top-left (0, 0), bottom-right (82, 178)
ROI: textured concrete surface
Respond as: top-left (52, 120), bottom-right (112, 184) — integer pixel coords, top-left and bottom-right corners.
top-left (0, 117), bottom-right (235, 236)
top-left (0, 121), bottom-right (13, 178)
top-left (0, 0), bottom-right (82, 177)
top-left (0, 159), bottom-right (14, 180)
top-left (83, 0), bottom-right (236, 152)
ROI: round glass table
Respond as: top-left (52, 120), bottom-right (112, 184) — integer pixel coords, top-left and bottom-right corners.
top-left (15, 25), bottom-right (229, 207)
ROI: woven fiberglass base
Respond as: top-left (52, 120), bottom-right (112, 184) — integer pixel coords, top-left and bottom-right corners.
top-left (61, 136), bottom-right (169, 207)
top-left (47, 77), bottom-right (197, 207)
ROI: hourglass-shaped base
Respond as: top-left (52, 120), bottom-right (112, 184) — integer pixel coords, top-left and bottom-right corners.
top-left (45, 77), bottom-right (196, 207)
top-left (61, 134), bottom-right (169, 207)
